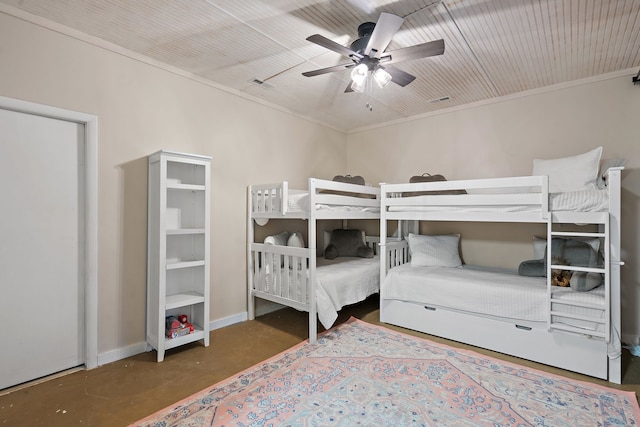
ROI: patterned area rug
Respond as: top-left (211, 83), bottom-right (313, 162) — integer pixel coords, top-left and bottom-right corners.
top-left (133, 318), bottom-right (640, 426)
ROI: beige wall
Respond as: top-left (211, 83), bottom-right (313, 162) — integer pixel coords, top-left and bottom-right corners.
top-left (347, 76), bottom-right (640, 342)
top-left (3, 7), bottom-right (639, 361)
top-left (0, 12), bottom-right (347, 358)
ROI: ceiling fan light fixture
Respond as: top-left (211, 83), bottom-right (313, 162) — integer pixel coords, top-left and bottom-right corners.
top-left (373, 67), bottom-right (392, 88)
top-left (351, 78), bottom-right (367, 93)
top-left (350, 63), bottom-right (369, 84)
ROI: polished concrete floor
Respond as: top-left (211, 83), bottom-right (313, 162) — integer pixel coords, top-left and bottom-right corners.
top-left (1, 296), bottom-right (639, 426)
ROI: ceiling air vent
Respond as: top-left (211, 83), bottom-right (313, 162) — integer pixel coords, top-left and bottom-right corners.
top-left (249, 78), bottom-right (274, 89)
top-left (427, 96), bottom-right (450, 103)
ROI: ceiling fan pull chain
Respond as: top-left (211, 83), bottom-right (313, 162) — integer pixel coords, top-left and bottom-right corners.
top-left (365, 73), bottom-right (373, 111)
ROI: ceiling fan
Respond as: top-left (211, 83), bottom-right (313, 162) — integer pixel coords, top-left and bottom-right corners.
top-left (302, 12), bottom-right (445, 93)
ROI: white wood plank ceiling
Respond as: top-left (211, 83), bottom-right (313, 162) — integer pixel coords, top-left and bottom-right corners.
top-left (2, 0), bottom-right (639, 131)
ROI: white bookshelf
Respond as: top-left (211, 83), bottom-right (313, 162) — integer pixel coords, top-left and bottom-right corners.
top-left (147, 150), bottom-right (211, 362)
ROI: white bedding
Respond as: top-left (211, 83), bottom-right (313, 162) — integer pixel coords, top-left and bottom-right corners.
top-left (388, 188), bottom-right (608, 213)
top-left (264, 256), bottom-right (379, 330)
top-left (315, 256), bottom-right (379, 329)
top-left (382, 264), bottom-right (605, 329)
top-left (287, 193), bottom-right (380, 213)
top-left (549, 188), bottom-right (609, 211)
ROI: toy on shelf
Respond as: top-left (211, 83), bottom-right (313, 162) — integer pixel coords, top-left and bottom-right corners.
top-left (165, 315), bottom-right (194, 339)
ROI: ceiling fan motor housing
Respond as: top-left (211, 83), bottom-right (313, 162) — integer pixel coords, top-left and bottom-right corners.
top-left (350, 21), bottom-right (376, 54)
top-left (357, 22), bottom-right (376, 37)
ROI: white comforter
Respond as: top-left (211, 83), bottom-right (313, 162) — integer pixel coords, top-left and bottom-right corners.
top-left (315, 256), bottom-right (379, 329)
top-left (382, 264), bottom-right (605, 327)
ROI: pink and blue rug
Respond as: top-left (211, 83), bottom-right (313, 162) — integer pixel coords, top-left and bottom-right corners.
top-left (133, 318), bottom-right (640, 426)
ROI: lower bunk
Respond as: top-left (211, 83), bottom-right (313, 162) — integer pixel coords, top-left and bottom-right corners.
top-left (380, 243), bottom-right (621, 384)
top-left (248, 236), bottom-right (409, 343)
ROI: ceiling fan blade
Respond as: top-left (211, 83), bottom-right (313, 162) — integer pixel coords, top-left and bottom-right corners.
top-left (306, 34), bottom-right (362, 59)
top-left (302, 62), bottom-right (355, 77)
top-left (364, 12), bottom-right (404, 58)
top-left (383, 65), bottom-right (416, 87)
top-left (382, 39), bottom-right (445, 64)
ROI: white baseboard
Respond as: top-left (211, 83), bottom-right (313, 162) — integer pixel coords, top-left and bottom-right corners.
top-left (97, 341), bottom-right (149, 366)
top-left (208, 312), bottom-right (247, 330)
top-left (95, 323), bottom-right (640, 367)
top-left (96, 312), bottom-right (253, 367)
top-left (205, 303), bottom-right (283, 331)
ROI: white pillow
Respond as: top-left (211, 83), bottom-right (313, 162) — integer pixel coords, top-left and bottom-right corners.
top-left (287, 232), bottom-right (305, 248)
top-left (264, 231), bottom-right (290, 246)
top-left (532, 146), bottom-right (602, 193)
top-left (263, 231), bottom-right (290, 271)
top-left (597, 158), bottom-right (627, 189)
top-left (532, 236), bottom-right (547, 259)
top-left (287, 232), bottom-right (305, 268)
top-left (408, 233), bottom-right (462, 268)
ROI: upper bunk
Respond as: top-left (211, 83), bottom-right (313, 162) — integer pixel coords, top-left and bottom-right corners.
top-left (380, 167), bottom-right (623, 225)
top-left (249, 177), bottom-right (380, 222)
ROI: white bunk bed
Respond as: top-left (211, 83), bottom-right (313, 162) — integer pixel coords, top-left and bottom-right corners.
top-left (379, 167), bottom-right (624, 383)
top-left (247, 178), bottom-right (403, 343)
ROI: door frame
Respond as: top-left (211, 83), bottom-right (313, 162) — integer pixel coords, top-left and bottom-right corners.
top-left (0, 96), bottom-right (98, 369)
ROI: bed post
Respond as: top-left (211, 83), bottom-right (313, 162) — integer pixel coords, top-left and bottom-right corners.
top-left (247, 186), bottom-right (255, 321)
top-left (379, 183), bottom-right (388, 308)
top-left (308, 178), bottom-right (318, 344)
top-left (608, 167), bottom-right (624, 384)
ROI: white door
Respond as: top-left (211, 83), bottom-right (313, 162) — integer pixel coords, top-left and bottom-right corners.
top-left (0, 108), bottom-right (85, 390)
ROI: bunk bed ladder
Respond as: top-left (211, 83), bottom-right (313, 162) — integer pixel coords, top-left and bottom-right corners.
top-left (546, 217), bottom-right (610, 342)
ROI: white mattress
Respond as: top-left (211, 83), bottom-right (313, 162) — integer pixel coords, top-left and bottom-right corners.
top-left (388, 188), bottom-right (608, 213)
top-left (287, 193), bottom-right (380, 213)
top-left (382, 264), bottom-right (605, 329)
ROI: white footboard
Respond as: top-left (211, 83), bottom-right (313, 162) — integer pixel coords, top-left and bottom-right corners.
top-left (384, 239), bottom-right (410, 271)
top-left (248, 243), bottom-right (312, 312)
top-left (248, 235), bottom-right (398, 343)
top-left (249, 236), bottom-right (382, 311)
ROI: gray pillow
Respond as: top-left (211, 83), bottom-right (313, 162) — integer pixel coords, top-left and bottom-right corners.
top-left (404, 174), bottom-right (467, 197)
top-left (320, 175), bottom-right (376, 199)
top-left (518, 259), bottom-right (545, 277)
top-left (548, 238), bottom-right (600, 268)
top-left (324, 229), bottom-right (373, 259)
top-left (518, 238), bottom-right (603, 289)
top-left (570, 271), bottom-right (603, 292)
top-left (332, 175), bottom-right (365, 185)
